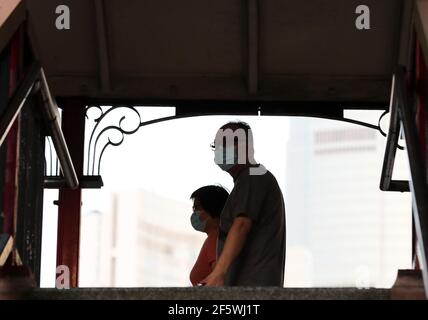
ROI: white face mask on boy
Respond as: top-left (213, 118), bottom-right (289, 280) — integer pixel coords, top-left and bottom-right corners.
top-left (190, 211), bottom-right (207, 232)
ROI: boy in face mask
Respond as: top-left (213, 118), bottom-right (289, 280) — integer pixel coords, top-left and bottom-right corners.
top-left (189, 185), bottom-right (229, 286)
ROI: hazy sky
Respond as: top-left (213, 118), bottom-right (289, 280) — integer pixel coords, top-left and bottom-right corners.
top-left (97, 109), bottom-right (290, 202)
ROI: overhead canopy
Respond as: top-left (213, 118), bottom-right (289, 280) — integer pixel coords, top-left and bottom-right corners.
top-left (24, 0), bottom-right (412, 114)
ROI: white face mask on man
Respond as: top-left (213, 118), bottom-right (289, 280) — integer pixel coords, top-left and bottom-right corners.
top-left (214, 146), bottom-right (237, 171)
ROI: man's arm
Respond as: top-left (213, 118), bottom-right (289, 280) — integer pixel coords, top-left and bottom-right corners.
top-left (201, 216), bottom-right (252, 286)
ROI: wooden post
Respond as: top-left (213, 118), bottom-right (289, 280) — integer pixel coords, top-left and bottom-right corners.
top-left (56, 99), bottom-right (85, 288)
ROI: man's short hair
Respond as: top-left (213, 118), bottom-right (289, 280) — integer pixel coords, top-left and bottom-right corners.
top-left (220, 121), bottom-right (252, 133)
top-left (190, 185), bottom-right (229, 218)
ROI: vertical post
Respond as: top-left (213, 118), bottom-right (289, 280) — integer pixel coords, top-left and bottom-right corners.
top-left (56, 99), bottom-right (85, 288)
top-left (2, 28), bottom-right (22, 252)
top-left (416, 43), bottom-right (427, 174)
top-left (413, 41), bottom-right (428, 269)
top-left (16, 96), bottom-right (46, 285)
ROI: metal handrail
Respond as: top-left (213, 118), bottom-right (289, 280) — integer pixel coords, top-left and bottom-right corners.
top-left (379, 72), bottom-right (407, 192)
top-left (39, 69), bottom-right (79, 189)
top-left (381, 66), bottom-right (428, 299)
top-left (0, 62), bottom-right (79, 189)
top-left (379, 71), bottom-right (410, 193)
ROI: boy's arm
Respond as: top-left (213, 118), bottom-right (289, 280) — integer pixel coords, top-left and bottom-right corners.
top-left (201, 216), bottom-right (252, 286)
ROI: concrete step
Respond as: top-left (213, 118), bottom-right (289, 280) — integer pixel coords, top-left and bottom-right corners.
top-left (27, 287), bottom-right (390, 300)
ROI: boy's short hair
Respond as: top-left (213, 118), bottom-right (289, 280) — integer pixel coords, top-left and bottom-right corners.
top-left (190, 185), bottom-right (229, 218)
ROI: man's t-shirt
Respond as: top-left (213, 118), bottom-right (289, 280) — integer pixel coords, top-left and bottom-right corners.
top-left (218, 165), bottom-right (286, 286)
top-left (190, 228), bottom-right (218, 286)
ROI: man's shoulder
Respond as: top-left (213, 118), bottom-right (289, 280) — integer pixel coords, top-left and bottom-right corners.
top-left (243, 165), bottom-right (276, 182)
top-left (233, 166), bottom-right (280, 196)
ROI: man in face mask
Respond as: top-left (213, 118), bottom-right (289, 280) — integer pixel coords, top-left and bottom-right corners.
top-left (189, 185), bottom-right (229, 286)
top-left (201, 121), bottom-right (286, 287)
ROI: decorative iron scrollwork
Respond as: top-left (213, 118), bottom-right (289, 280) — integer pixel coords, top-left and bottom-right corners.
top-left (85, 106), bottom-right (142, 176)
top-left (84, 105), bottom-right (178, 177)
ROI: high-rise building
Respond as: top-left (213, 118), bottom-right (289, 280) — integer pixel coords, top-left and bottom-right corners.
top-left (284, 116), bottom-right (412, 288)
top-left (79, 189), bottom-right (204, 287)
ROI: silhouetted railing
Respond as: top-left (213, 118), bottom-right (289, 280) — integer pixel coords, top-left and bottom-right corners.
top-left (380, 66), bottom-right (428, 299)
